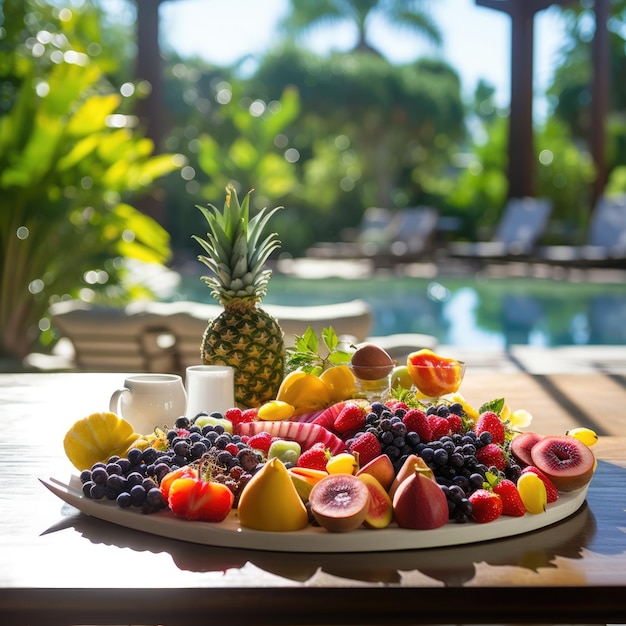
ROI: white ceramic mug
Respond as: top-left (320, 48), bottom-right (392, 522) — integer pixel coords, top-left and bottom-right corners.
top-left (185, 365), bottom-right (235, 417)
top-left (109, 373), bottom-right (187, 434)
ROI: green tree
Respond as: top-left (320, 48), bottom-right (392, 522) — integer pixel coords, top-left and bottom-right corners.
top-left (0, 0), bottom-right (180, 363)
top-left (281, 0), bottom-right (441, 55)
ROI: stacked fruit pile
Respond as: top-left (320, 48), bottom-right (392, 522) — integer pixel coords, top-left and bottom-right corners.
top-left (63, 347), bottom-right (598, 533)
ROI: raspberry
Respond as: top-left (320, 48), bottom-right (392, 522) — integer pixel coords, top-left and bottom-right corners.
top-left (224, 408), bottom-right (244, 425)
top-left (246, 431), bottom-right (273, 454)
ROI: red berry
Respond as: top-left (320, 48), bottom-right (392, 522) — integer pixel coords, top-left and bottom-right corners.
top-left (428, 415), bottom-right (450, 440)
top-left (225, 443), bottom-right (240, 456)
top-left (402, 409), bottom-right (432, 442)
top-left (521, 466), bottom-right (559, 503)
top-left (296, 442), bottom-right (330, 471)
top-left (469, 488), bottom-right (503, 523)
top-left (348, 432), bottom-right (381, 466)
top-left (447, 414), bottom-right (463, 434)
top-left (476, 443), bottom-right (507, 471)
top-left (246, 431), bottom-right (273, 454)
top-left (333, 402), bottom-right (367, 434)
top-left (474, 411), bottom-right (506, 445)
top-left (224, 407), bottom-right (244, 425)
top-left (493, 478), bottom-right (526, 517)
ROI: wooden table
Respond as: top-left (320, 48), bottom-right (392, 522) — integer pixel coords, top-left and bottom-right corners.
top-left (1, 372), bottom-right (626, 625)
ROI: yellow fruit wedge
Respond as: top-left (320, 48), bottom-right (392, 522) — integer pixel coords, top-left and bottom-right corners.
top-left (326, 452), bottom-right (359, 475)
top-left (63, 412), bottom-right (139, 471)
top-left (517, 472), bottom-right (547, 514)
top-left (566, 427), bottom-right (599, 447)
top-left (237, 457), bottom-right (309, 531)
top-left (257, 400), bottom-right (295, 421)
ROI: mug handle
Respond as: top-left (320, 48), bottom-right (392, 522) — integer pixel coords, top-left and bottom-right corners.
top-left (109, 387), bottom-right (130, 416)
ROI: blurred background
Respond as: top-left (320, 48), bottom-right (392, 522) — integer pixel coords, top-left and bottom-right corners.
top-left (2, 0), bottom-right (625, 364)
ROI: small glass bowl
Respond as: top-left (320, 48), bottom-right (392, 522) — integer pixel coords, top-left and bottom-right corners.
top-left (349, 364), bottom-right (394, 402)
top-left (407, 360), bottom-right (466, 398)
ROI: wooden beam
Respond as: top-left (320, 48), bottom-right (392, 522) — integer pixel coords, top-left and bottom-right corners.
top-left (591, 0), bottom-right (610, 208)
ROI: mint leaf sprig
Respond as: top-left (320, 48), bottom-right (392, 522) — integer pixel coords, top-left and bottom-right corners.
top-left (286, 326), bottom-right (354, 375)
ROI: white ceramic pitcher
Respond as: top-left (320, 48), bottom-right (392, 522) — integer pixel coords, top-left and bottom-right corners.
top-left (109, 373), bottom-right (187, 434)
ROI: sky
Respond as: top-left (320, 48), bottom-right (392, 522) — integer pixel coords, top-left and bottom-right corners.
top-left (153, 0), bottom-right (570, 120)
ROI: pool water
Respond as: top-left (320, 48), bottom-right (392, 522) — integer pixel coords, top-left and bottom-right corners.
top-left (172, 274), bottom-right (626, 348)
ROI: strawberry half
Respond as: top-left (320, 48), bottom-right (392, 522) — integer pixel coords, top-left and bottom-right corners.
top-left (167, 476), bottom-right (234, 522)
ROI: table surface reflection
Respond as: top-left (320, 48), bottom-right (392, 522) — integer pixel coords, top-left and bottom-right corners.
top-left (1, 372), bottom-right (626, 625)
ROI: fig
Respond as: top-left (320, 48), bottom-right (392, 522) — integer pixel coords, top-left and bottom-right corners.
top-left (529, 435), bottom-right (595, 492)
top-left (510, 431), bottom-right (544, 467)
top-left (358, 473), bottom-right (393, 529)
top-left (308, 474), bottom-right (370, 532)
top-left (392, 465), bottom-right (449, 530)
top-left (389, 454), bottom-right (423, 499)
top-left (350, 343), bottom-right (394, 381)
top-left (356, 453), bottom-right (395, 492)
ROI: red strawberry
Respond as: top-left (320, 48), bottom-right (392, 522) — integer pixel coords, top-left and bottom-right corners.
top-left (246, 431), bottom-right (273, 455)
top-left (333, 402), bottom-right (367, 434)
top-left (476, 443), bottom-right (507, 471)
top-left (493, 478), bottom-right (525, 517)
top-left (296, 442), bottom-right (330, 471)
top-left (447, 414), bottom-right (463, 434)
top-left (468, 488), bottom-right (503, 523)
top-left (474, 411), bottom-right (506, 445)
top-left (348, 432), bottom-right (382, 466)
top-left (385, 400), bottom-right (409, 412)
top-left (241, 408), bottom-right (258, 422)
top-left (167, 476), bottom-right (234, 522)
top-left (402, 409), bottom-right (432, 442)
top-left (428, 415), bottom-right (450, 440)
top-left (521, 466), bottom-right (559, 503)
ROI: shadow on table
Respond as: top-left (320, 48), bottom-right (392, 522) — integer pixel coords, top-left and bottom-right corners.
top-left (42, 460), bottom-right (625, 587)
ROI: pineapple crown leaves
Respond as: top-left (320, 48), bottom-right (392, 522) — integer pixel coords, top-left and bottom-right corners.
top-left (192, 184), bottom-right (283, 303)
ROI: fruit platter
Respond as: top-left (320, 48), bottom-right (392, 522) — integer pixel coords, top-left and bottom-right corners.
top-left (43, 186), bottom-right (599, 553)
top-left (46, 343), bottom-right (598, 553)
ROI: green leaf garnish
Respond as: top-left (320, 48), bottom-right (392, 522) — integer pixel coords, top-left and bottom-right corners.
top-left (479, 398), bottom-right (505, 416)
top-left (286, 326), bottom-right (354, 374)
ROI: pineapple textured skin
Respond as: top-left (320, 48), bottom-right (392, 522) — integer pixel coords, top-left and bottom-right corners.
top-left (201, 299), bottom-right (285, 408)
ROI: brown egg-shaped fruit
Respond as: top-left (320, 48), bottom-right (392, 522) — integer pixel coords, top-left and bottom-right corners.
top-left (350, 342), bottom-right (394, 381)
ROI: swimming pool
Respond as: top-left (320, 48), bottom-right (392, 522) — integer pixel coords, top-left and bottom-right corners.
top-left (172, 272), bottom-right (626, 348)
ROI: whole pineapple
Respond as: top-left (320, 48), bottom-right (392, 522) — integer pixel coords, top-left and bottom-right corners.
top-left (192, 184), bottom-right (285, 408)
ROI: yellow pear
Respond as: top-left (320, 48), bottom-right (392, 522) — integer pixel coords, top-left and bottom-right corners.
top-left (237, 458), bottom-right (309, 531)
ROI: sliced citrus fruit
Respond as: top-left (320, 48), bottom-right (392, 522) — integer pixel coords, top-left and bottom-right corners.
top-left (406, 349), bottom-right (465, 397)
top-left (63, 412), bottom-right (139, 471)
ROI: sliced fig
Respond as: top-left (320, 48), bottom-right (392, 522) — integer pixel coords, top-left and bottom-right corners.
top-left (529, 435), bottom-right (595, 492)
top-left (358, 473), bottom-right (393, 529)
top-left (308, 474), bottom-right (370, 532)
top-left (510, 431), bottom-right (544, 467)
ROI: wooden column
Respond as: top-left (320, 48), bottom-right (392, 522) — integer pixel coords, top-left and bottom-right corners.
top-left (134, 0), bottom-right (165, 152)
top-left (475, 1), bottom-right (576, 200)
top-left (590, 0), bottom-right (610, 208)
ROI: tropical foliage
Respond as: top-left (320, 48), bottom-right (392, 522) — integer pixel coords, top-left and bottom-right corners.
top-left (0, 0), bottom-right (180, 361)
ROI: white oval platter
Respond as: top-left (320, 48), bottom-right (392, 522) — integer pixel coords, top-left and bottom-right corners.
top-left (40, 475), bottom-right (589, 553)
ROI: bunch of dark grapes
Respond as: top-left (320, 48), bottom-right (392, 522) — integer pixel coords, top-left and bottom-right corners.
top-left (79, 414), bottom-right (262, 513)
top-left (354, 401), bottom-right (521, 523)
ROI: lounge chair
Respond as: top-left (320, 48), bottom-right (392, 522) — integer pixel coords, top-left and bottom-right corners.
top-left (447, 197), bottom-right (553, 261)
top-left (48, 299), bottom-right (375, 375)
top-left (537, 194), bottom-right (626, 267)
top-left (306, 206), bottom-right (439, 263)
top-left (305, 207), bottom-right (393, 259)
